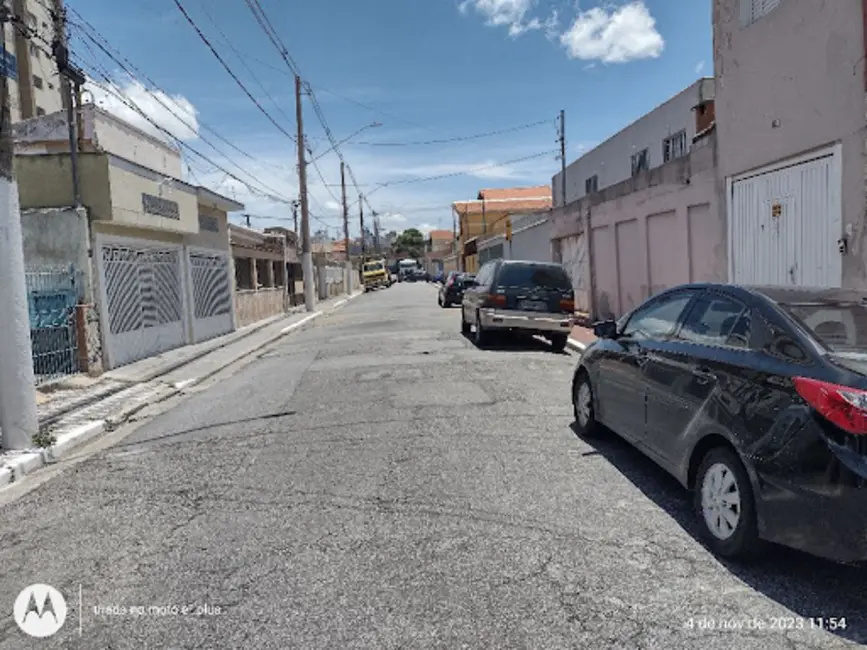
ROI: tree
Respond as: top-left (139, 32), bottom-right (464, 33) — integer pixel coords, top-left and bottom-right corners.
top-left (394, 228), bottom-right (425, 259)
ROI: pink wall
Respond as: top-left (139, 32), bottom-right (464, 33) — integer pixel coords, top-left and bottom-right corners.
top-left (551, 136), bottom-right (725, 319)
top-left (714, 0), bottom-right (867, 286)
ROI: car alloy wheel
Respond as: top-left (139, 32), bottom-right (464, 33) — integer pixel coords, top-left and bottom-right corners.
top-left (693, 447), bottom-right (762, 560)
top-left (474, 310), bottom-right (489, 347)
top-left (572, 373), bottom-right (599, 436)
top-left (700, 463), bottom-right (741, 541)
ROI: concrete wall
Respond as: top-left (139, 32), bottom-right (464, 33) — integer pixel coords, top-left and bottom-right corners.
top-left (714, 0), bottom-right (866, 287)
top-left (188, 205), bottom-right (230, 251)
top-left (106, 156), bottom-right (198, 234)
top-left (511, 215), bottom-right (552, 262)
top-left (15, 153), bottom-right (112, 216)
top-left (92, 107), bottom-right (183, 177)
top-left (554, 78), bottom-right (714, 207)
top-left (551, 134), bottom-right (725, 319)
top-left (234, 289), bottom-right (284, 328)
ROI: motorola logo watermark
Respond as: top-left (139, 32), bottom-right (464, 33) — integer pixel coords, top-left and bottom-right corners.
top-left (13, 583), bottom-right (67, 638)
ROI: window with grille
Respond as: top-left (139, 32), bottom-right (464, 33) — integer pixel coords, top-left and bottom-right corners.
top-left (741, 0), bottom-right (783, 26)
top-left (663, 130), bottom-right (687, 163)
top-left (585, 175), bottom-right (598, 195)
top-left (631, 148), bottom-right (649, 176)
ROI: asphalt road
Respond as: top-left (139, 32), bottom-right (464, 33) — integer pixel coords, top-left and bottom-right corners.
top-left (0, 282), bottom-right (865, 649)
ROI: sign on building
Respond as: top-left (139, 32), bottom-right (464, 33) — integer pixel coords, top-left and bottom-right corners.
top-left (142, 193), bottom-right (180, 220)
top-left (0, 46), bottom-right (17, 80)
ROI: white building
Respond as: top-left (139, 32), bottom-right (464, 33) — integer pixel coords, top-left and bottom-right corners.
top-left (553, 78), bottom-right (715, 207)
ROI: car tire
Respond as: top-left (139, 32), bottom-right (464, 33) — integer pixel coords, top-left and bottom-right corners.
top-left (694, 446), bottom-right (763, 561)
top-left (438, 295), bottom-right (443, 307)
top-left (572, 371), bottom-right (601, 437)
top-left (550, 333), bottom-right (568, 351)
top-left (474, 310), bottom-right (490, 348)
top-left (461, 308), bottom-right (471, 335)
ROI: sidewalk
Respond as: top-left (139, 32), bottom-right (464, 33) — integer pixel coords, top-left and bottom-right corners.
top-left (567, 324), bottom-right (597, 354)
top-left (0, 290), bottom-right (363, 489)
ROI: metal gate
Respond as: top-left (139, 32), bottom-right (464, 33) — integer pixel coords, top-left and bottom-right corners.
top-left (559, 234), bottom-right (588, 311)
top-left (188, 249), bottom-right (233, 343)
top-left (26, 266), bottom-right (84, 385)
top-left (97, 237), bottom-right (186, 369)
top-left (729, 146), bottom-right (842, 287)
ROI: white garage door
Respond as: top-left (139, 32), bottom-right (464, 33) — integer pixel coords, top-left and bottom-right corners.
top-left (188, 249), bottom-right (234, 343)
top-left (97, 236), bottom-right (187, 369)
top-left (729, 146), bottom-right (842, 287)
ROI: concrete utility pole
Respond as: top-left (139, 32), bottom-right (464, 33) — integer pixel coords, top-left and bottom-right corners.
top-left (0, 5), bottom-right (38, 449)
top-left (52, 0), bottom-right (84, 207)
top-left (292, 200), bottom-right (298, 235)
top-left (559, 109), bottom-right (567, 207)
top-left (295, 74), bottom-right (314, 312)
top-left (359, 194), bottom-right (365, 259)
top-left (340, 161), bottom-right (351, 294)
top-left (373, 212), bottom-right (380, 255)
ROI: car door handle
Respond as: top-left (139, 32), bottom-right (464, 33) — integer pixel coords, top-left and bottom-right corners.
top-left (694, 366), bottom-right (715, 384)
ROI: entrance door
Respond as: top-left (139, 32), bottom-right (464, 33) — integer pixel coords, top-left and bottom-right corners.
top-left (730, 148), bottom-right (842, 287)
top-left (97, 236), bottom-right (187, 369)
top-left (188, 249), bottom-right (234, 343)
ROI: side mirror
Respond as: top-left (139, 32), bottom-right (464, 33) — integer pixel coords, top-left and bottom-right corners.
top-left (592, 319), bottom-right (618, 339)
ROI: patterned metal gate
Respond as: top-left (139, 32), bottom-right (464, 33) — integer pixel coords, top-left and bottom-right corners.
top-left (26, 266), bottom-right (84, 385)
top-left (97, 237), bottom-right (186, 369)
top-left (188, 249), bottom-right (233, 343)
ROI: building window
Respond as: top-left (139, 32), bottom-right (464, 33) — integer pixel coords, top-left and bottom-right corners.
top-left (585, 175), bottom-right (598, 195)
top-left (741, 0), bottom-right (783, 27)
top-left (32, 75), bottom-right (42, 89)
top-left (663, 130), bottom-right (688, 163)
top-left (631, 148), bottom-right (649, 176)
top-left (35, 106), bottom-right (45, 116)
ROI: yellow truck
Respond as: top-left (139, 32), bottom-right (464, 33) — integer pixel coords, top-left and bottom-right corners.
top-left (362, 258), bottom-right (390, 292)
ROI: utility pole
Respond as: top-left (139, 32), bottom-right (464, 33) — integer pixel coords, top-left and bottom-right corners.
top-left (52, 1), bottom-right (83, 207)
top-left (0, 4), bottom-right (37, 449)
top-left (559, 109), bottom-right (567, 207)
top-left (359, 194), bottom-right (365, 260)
top-left (295, 74), bottom-right (314, 312)
top-left (340, 162), bottom-right (351, 294)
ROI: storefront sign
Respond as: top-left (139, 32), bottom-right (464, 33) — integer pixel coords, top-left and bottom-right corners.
top-left (142, 193), bottom-right (180, 220)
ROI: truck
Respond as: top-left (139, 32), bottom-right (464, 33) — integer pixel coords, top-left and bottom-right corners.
top-left (361, 258), bottom-right (390, 292)
top-left (397, 258), bottom-right (420, 282)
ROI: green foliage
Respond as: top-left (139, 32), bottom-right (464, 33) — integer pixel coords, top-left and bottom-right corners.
top-left (394, 228), bottom-right (425, 259)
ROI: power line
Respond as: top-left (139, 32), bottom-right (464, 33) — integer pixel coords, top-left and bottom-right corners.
top-left (169, 0), bottom-right (297, 142)
top-left (352, 119), bottom-right (552, 147)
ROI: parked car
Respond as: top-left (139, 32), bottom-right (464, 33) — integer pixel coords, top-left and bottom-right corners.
top-left (572, 283), bottom-right (867, 564)
top-left (461, 259), bottom-right (574, 351)
top-left (438, 271), bottom-right (473, 307)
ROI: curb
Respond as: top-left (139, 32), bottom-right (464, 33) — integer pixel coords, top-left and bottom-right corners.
top-left (1, 295), bottom-right (361, 490)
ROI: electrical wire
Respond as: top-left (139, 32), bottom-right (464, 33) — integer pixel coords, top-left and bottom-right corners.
top-left (169, 0), bottom-right (297, 142)
top-left (352, 119), bottom-right (552, 147)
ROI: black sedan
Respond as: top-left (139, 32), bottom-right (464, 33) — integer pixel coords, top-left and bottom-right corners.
top-left (571, 283), bottom-right (867, 564)
top-left (438, 272), bottom-right (473, 308)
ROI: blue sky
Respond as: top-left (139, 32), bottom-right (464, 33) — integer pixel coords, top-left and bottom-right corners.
top-left (69, 0), bottom-right (711, 236)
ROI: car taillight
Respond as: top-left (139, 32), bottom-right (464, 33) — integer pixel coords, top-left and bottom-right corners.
top-left (559, 298), bottom-right (574, 312)
top-left (793, 377), bottom-right (867, 435)
top-left (483, 294), bottom-right (506, 308)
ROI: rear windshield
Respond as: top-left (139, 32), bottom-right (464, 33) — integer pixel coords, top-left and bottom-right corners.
top-left (781, 301), bottom-right (867, 352)
top-left (364, 263), bottom-right (383, 272)
top-left (496, 264), bottom-right (571, 290)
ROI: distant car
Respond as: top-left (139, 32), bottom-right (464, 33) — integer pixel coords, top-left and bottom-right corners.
top-left (461, 259), bottom-right (574, 351)
top-left (572, 283), bottom-right (867, 564)
top-left (438, 272), bottom-right (473, 307)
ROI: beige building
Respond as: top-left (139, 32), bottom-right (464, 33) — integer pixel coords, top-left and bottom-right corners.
top-left (13, 107), bottom-right (244, 371)
top-left (3, 0), bottom-right (65, 122)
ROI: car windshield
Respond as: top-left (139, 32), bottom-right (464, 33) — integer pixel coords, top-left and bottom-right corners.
top-left (781, 301), bottom-right (867, 353)
top-left (497, 264), bottom-right (571, 290)
top-left (364, 263), bottom-right (383, 272)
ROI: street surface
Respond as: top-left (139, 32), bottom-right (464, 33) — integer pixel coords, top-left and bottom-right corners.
top-left (0, 282), bottom-right (865, 649)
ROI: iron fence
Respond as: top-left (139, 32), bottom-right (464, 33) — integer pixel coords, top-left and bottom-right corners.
top-left (25, 265), bottom-right (85, 386)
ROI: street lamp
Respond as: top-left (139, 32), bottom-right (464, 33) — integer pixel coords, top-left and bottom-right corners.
top-left (308, 121), bottom-right (382, 164)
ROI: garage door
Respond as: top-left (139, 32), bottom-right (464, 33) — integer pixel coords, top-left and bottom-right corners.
top-left (188, 249), bottom-right (234, 343)
top-left (97, 236), bottom-right (187, 369)
top-left (729, 147), bottom-right (842, 287)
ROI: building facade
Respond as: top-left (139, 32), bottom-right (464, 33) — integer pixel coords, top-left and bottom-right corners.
top-left (553, 78), bottom-right (715, 207)
top-left (715, 0), bottom-right (861, 290)
top-left (3, 0), bottom-right (65, 122)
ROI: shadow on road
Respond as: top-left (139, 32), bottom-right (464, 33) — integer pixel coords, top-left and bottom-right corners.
top-left (569, 422), bottom-right (867, 645)
top-left (462, 331), bottom-right (571, 356)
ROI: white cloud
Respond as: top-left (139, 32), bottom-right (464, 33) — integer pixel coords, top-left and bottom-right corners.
top-left (85, 76), bottom-right (199, 143)
top-left (459, 0), bottom-right (557, 38)
top-left (695, 60), bottom-right (705, 74)
top-left (560, 1), bottom-right (664, 63)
